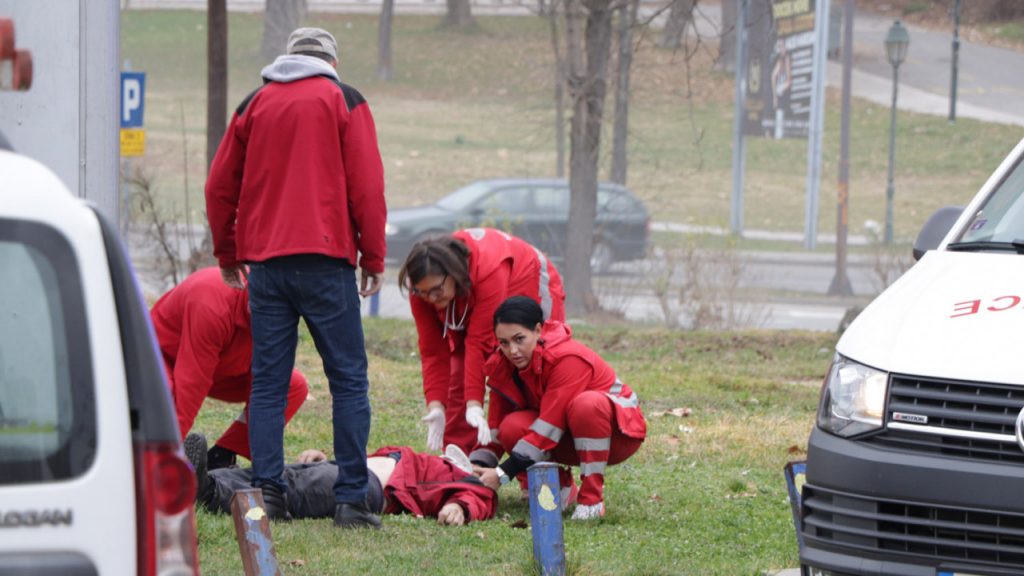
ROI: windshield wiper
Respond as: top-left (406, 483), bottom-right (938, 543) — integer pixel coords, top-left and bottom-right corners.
top-left (947, 239), bottom-right (1024, 254)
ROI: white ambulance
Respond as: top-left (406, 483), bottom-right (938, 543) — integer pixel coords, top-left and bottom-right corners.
top-left (799, 136), bottom-right (1024, 576)
top-left (0, 143), bottom-right (199, 575)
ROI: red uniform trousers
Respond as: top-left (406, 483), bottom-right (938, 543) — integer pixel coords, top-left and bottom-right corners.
top-left (496, 391), bottom-right (642, 506)
top-left (165, 364), bottom-right (307, 461)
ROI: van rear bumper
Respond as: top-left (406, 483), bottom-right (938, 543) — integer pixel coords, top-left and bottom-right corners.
top-left (799, 427), bottom-right (1024, 576)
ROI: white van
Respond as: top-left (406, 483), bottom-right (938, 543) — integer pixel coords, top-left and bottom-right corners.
top-left (799, 136), bottom-right (1024, 576)
top-left (0, 145), bottom-right (199, 575)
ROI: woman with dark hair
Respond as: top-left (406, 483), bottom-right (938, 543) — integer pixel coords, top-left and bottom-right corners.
top-left (397, 228), bottom-right (566, 458)
top-left (475, 296), bottom-right (646, 520)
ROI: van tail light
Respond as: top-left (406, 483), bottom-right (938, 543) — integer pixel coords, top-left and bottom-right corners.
top-left (135, 442), bottom-right (200, 576)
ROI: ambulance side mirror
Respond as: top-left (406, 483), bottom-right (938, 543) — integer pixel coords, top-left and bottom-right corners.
top-left (913, 205), bottom-right (964, 261)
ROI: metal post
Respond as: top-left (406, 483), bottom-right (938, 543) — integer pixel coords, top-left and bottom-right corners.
top-left (828, 0), bottom-right (854, 296)
top-left (370, 291), bottom-right (380, 317)
top-left (730, 0), bottom-right (749, 236)
top-left (527, 463), bottom-right (566, 576)
top-left (949, 0), bottom-right (961, 123)
top-left (884, 63), bottom-right (900, 245)
top-left (803, 0), bottom-right (831, 250)
top-left (229, 488), bottom-right (282, 576)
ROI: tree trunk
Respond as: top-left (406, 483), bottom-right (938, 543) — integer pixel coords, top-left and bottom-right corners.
top-left (659, 0), bottom-right (695, 50)
top-left (564, 0), bottom-right (614, 315)
top-left (715, 0), bottom-right (736, 71)
top-left (610, 0), bottom-right (637, 185)
top-left (378, 0), bottom-right (395, 80)
top-left (261, 0), bottom-right (306, 62)
top-left (207, 0), bottom-right (228, 171)
top-left (549, 0), bottom-right (567, 178)
top-left (443, 0), bottom-right (475, 28)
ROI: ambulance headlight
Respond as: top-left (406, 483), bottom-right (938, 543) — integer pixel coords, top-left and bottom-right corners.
top-left (817, 355), bottom-right (888, 438)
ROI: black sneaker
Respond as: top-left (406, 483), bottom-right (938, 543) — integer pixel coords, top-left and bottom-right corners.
top-left (206, 444), bottom-right (238, 470)
top-left (183, 433), bottom-right (209, 503)
top-left (260, 483), bottom-right (292, 522)
top-left (333, 502), bottom-right (382, 530)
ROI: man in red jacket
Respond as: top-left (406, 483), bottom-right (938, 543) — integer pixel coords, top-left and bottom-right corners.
top-left (205, 27), bottom-right (386, 528)
top-left (151, 268), bottom-right (308, 469)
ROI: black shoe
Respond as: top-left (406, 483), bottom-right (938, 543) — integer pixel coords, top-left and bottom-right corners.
top-left (207, 444), bottom-right (237, 470)
top-left (183, 433), bottom-right (209, 503)
top-left (334, 502), bottom-right (382, 530)
top-left (260, 484), bottom-right (292, 522)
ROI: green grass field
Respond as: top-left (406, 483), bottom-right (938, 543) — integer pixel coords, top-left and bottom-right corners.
top-left (191, 319), bottom-right (835, 575)
top-left (121, 9), bottom-right (1022, 248)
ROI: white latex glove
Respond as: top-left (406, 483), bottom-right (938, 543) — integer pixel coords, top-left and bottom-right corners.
top-left (465, 405), bottom-right (492, 446)
top-left (422, 407), bottom-right (445, 452)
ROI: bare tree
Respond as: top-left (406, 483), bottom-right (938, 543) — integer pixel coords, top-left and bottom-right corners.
top-left (610, 0), bottom-right (637, 185)
top-left (715, 0), bottom-right (736, 71)
top-left (207, 0), bottom-right (228, 170)
top-left (549, 0), bottom-right (568, 177)
top-left (261, 0), bottom-right (306, 62)
top-left (378, 0), bottom-right (395, 80)
top-left (443, 0), bottom-right (475, 28)
top-left (563, 0), bottom-right (615, 314)
top-left (660, 0), bottom-right (695, 50)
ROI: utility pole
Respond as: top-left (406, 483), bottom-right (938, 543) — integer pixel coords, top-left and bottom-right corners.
top-left (730, 0), bottom-right (748, 236)
top-left (829, 0), bottom-right (854, 296)
top-left (948, 0), bottom-right (961, 123)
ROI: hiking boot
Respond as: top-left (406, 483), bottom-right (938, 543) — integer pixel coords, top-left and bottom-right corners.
top-left (183, 433), bottom-right (209, 503)
top-left (334, 502), bottom-right (382, 530)
top-left (259, 483), bottom-right (292, 522)
top-left (207, 444), bottom-right (238, 470)
top-left (570, 501), bottom-right (605, 521)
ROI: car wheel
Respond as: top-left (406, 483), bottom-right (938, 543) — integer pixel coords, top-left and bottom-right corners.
top-left (590, 240), bottom-right (614, 275)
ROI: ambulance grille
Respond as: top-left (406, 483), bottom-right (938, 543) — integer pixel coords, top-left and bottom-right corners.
top-left (801, 483), bottom-right (1024, 568)
top-left (866, 375), bottom-right (1024, 463)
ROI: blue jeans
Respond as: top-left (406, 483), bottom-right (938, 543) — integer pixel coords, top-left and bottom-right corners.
top-left (247, 255), bottom-right (371, 505)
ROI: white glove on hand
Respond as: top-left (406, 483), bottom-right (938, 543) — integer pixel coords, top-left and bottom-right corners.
top-left (465, 405), bottom-right (492, 446)
top-left (422, 407), bottom-right (445, 452)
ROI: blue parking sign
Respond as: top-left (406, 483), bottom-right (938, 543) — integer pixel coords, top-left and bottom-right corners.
top-left (120, 72), bottom-right (145, 129)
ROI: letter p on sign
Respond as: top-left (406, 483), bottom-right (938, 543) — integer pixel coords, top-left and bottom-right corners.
top-left (120, 72), bottom-right (145, 128)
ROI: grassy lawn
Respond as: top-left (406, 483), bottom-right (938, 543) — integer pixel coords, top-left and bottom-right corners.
top-left (120, 9), bottom-right (1022, 248)
top-left (191, 319), bottom-right (835, 575)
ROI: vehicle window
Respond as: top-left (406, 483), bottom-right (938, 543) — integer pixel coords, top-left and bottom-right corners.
top-left (532, 186), bottom-right (569, 216)
top-left (957, 157), bottom-right (1024, 244)
top-left (478, 187), bottom-right (532, 215)
top-left (0, 220), bottom-right (95, 485)
top-left (437, 181), bottom-right (495, 211)
top-left (598, 188), bottom-right (636, 214)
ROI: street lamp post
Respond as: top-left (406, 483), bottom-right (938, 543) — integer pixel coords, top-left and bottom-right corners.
top-left (884, 20), bottom-right (909, 245)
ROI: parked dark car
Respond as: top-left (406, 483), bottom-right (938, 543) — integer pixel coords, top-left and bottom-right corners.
top-left (385, 179), bottom-right (650, 272)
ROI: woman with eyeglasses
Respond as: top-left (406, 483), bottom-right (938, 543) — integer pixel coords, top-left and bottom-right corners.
top-left (474, 296), bottom-right (646, 520)
top-left (397, 228), bottom-right (566, 460)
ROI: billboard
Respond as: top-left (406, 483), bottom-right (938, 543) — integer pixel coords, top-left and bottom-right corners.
top-left (742, 0), bottom-right (817, 139)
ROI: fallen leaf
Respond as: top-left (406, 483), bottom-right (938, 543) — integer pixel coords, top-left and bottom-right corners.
top-left (288, 559), bottom-right (306, 567)
top-left (510, 519), bottom-right (528, 529)
top-left (787, 445), bottom-right (806, 455)
top-left (476, 531), bottom-right (487, 540)
top-left (678, 425), bottom-right (694, 434)
top-left (650, 407), bottom-right (693, 418)
top-left (649, 493), bottom-right (662, 502)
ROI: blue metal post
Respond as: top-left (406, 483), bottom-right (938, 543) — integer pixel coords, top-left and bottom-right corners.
top-left (527, 463), bottom-right (566, 576)
top-left (370, 291), bottom-right (380, 317)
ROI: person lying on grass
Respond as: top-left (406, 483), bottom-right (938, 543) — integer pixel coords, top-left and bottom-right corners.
top-left (473, 296), bottom-right (647, 521)
top-left (186, 433), bottom-right (496, 525)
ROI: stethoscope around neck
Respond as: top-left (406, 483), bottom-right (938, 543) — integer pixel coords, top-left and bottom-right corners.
top-left (443, 298), bottom-right (469, 338)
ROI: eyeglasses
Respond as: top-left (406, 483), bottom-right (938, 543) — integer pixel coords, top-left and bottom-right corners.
top-left (411, 274), bottom-right (448, 301)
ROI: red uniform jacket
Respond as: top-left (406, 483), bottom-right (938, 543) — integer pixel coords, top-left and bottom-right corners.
top-left (206, 74), bottom-right (386, 272)
top-left (411, 228), bottom-right (566, 407)
top-left (150, 268), bottom-right (254, 438)
top-left (483, 321), bottom-right (647, 458)
top-left (371, 446), bottom-right (497, 523)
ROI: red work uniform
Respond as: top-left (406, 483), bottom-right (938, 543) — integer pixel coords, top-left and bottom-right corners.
top-left (410, 228), bottom-right (566, 454)
top-left (150, 268), bottom-right (308, 459)
top-left (371, 446), bottom-right (497, 522)
top-left (482, 321), bottom-right (646, 506)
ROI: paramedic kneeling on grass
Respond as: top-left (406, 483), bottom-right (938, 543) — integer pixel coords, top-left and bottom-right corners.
top-left (190, 438), bottom-right (497, 526)
top-left (475, 297), bottom-right (646, 520)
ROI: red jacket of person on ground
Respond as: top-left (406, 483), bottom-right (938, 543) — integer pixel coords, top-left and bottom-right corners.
top-left (371, 446), bottom-right (497, 522)
top-left (205, 73), bottom-right (387, 273)
top-left (482, 320), bottom-right (647, 458)
top-left (410, 228), bottom-right (567, 412)
top-left (150, 268), bottom-right (307, 458)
